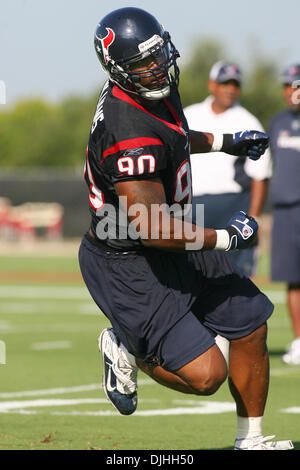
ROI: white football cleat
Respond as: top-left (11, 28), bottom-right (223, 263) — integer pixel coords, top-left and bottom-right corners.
top-left (282, 338), bottom-right (300, 365)
top-left (234, 435), bottom-right (294, 450)
top-left (98, 328), bottom-right (138, 415)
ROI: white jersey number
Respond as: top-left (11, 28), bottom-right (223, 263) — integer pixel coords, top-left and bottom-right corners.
top-left (117, 154), bottom-right (156, 176)
top-left (173, 160), bottom-right (192, 205)
top-left (84, 157), bottom-right (105, 210)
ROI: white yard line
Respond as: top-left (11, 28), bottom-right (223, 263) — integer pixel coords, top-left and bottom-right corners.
top-left (0, 397), bottom-right (159, 413)
top-left (280, 407), bottom-right (300, 413)
top-left (0, 382), bottom-right (298, 416)
top-left (0, 380), bottom-right (154, 399)
top-left (0, 398), bottom-right (109, 411)
top-left (30, 340), bottom-right (72, 350)
top-left (0, 398), bottom-right (236, 416)
top-left (52, 403), bottom-right (236, 417)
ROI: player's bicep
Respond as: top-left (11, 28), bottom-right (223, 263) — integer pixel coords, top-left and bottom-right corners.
top-left (189, 130), bottom-right (214, 153)
top-left (115, 177), bottom-right (166, 205)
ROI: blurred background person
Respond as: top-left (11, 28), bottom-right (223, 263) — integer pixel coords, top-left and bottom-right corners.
top-left (184, 61), bottom-right (272, 278)
top-left (269, 63), bottom-right (300, 365)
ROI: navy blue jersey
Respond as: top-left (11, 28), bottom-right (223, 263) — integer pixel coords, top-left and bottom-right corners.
top-left (269, 109), bottom-right (300, 206)
top-left (85, 80), bottom-right (191, 250)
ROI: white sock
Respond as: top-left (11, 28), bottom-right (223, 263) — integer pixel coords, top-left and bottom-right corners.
top-left (236, 416), bottom-right (263, 439)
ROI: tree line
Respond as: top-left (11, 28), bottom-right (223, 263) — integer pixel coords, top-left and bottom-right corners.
top-left (0, 39), bottom-right (287, 168)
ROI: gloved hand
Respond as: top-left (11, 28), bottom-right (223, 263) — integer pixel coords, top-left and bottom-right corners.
top-left (225, 210), bottom-right (258, 251)
top-left (222, 131), bottom-right (269, 160)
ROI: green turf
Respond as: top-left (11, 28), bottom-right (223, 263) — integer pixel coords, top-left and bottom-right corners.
top-left (0, 254), bottom-right (80, 272)
top-left (0, 251), bottom-right (299, 450)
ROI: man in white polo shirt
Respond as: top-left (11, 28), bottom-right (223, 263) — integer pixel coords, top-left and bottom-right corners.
top-left (184, 61), bottom-right (272, 277)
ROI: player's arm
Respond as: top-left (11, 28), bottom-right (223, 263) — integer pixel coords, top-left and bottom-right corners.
top-left (115, 177), bottom-right (215, 250)
top-left (189, 130), bottom-right (269, 160)
top-left (114, 178), bottom-right (257, 252)
top-left (189, 131), bottom-right (214, 153)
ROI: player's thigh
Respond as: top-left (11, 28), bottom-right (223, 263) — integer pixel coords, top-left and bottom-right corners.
top-left (154, 310), bottom-right (227, 393)
top-left (156, 310), bottom-right (216, 371)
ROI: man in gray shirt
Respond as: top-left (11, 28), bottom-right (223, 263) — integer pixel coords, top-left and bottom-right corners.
top-left (269, 63), bottom-right (300, 365)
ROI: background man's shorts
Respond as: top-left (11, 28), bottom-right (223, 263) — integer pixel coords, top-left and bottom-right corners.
top-left (271, 203), bottom-right (300, 284)
top-left (192, 192), bottom-right (257, 277)
top-left (79, 234), bottom-right (273, 371)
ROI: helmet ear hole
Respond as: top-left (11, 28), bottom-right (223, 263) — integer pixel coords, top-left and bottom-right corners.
top-left (94, 7), bottom-right (180, 100)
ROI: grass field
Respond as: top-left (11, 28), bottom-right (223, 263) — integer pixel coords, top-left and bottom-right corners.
top-left (0, 242), bottom-right (299, 451)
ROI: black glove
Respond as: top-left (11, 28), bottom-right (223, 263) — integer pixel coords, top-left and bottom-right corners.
top-left (222, 131), bottom-right (269, 160)
top-left (225, 211), bottom-right (258, 250)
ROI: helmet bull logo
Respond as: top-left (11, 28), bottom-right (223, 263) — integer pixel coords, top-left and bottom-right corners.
top-left (101, 28), bottom-right (115, 63)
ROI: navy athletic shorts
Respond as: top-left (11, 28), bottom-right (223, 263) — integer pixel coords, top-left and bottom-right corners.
top-left (79, 233), bottom-right (273, 371)
top-left (271, 203), bottom-right (300, 284)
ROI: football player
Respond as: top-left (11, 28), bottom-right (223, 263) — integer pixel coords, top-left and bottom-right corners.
top-left (78, 7), bottom-right (293, 450)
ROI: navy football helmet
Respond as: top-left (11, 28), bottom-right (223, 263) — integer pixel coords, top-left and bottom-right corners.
top-left (94, 7), bottom-right (180, 100)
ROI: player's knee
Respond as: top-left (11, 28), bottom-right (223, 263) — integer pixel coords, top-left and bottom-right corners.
top-left (176, 344), bottom-right (227, 396)
top-left (189, 352), bottom-right (227, 396)
top-left (193, 365), bottom-right (227, 395)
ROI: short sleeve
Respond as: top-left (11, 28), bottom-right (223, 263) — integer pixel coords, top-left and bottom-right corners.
top-left (100, 136), bottom-right (168, 183)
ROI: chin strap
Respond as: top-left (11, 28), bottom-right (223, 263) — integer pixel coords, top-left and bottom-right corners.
top-left (140, 85), bottom-right (171, 100)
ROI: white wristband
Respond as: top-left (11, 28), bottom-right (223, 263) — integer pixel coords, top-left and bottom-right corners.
top-left (215, 229), bottom-right (230, 250)
top-left (211, 134), bottom-right (224, 152)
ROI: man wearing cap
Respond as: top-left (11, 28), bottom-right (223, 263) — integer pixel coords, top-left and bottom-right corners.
top-left (269, 64), bottom-right (300, 365)
top-left (184, 61), bottom-right (272, 278)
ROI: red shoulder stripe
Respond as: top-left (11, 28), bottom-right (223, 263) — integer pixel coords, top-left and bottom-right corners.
top-left (102, 137), bottom-right (163, 162)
